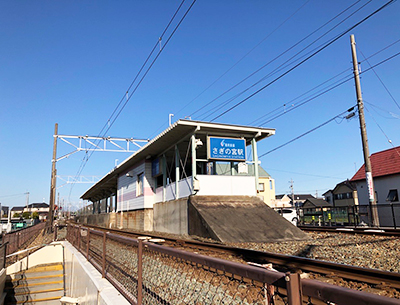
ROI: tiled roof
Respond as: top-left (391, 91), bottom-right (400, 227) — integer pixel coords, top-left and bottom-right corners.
top-left (289, 194), bottom-right (315, 201)
top-left (304, 198), bottom-right (332, 207)
top-left (351, 146), bottom-right (400, 181)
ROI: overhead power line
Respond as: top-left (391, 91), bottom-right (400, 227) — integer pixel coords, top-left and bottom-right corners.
top-left (259, 106), bottom-right (356, 158)
top-left (359, 48), bottom-right (400, 111)
top-left (148, 0), bottom-right (313, 139)
top-left (191, 0), bottom-right (368, 121)
top-left (209, 0), bottom-right (395, 122)
top-left (68, 0), bottom-right (197, 200)
top-left (256, 49), bottom-right (400, 126)
top-left (249, 37), bottom-right (400, 126)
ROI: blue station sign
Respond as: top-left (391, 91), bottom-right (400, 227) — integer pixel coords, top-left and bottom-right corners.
top-left (207, 137), bottom-right (246, 161)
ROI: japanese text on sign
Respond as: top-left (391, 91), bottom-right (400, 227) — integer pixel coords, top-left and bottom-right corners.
top-left (207, 137), bottom-right (246, 161)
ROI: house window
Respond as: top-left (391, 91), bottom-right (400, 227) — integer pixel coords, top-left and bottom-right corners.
top-left (137, 173), bottom-right (144, 196)
top-left (259, 183), bottom-right (265, 192)
top-left (386, 189), bottom-right (398, 202)
top-left (269, 180), bottom-right (273, 190)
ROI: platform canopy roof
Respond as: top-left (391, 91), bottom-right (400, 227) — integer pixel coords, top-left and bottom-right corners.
top-left (81, 120), bottom-right (275, 202)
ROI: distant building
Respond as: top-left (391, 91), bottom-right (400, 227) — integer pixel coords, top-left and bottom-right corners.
top-left (302, 198), bottom-right (332, 210)
top-left (25, 203), bottom-right (49, 221)
top-left (325, 180), bottom-right (359, 207)
top-left (290, 194), bottom-right (315, 207)
top-left (273, 194), bottom-right (315, 208)
top-left (272, 194), bottom-right (292, 207)
top-left (322, 190), bottom-right (333, 205)
top-left (1, 206), bottom-right (8, 218)
top-left (350, 146), bottom-right (400, 205)
top-left (11, 206), bottom-right (24, 217)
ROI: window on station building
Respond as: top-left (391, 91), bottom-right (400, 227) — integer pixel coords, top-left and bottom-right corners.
top-left (259, 183), bottom-right (265, 192)
top-left (386, 189), bottom-right (398, 202)
top-left (137, 173), bottom-right (144, 196)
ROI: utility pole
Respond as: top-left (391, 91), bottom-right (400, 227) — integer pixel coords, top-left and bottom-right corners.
top-left (350, 34), bottom-right (379, 227)
top-left (48, 123), bottom-right (58, 231)
top-left (24, 192), bottom-right (29, 213)
top-left (289, 179), bottom-right (294, 207)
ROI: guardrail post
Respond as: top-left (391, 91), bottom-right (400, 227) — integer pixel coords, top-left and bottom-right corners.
top-left (102, 232), bottom-right (107, 278)
top-left (3, 243), bottom-right (7, 269)
top-left (53, 225), bottom-right (58, 241)
top-left (86, 228), bottom-right (90, 260)
top-left (285, 273), bottom-right (302, 305)
top-left (137, 239), bottom-right (143, 305)
top-left (78, 226), bottom-right (82, 251)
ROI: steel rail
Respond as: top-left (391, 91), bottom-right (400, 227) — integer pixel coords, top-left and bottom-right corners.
top-left (74, 222), bottom-right (400, 290)
top-left (298, 225), bottom-right (400, 236)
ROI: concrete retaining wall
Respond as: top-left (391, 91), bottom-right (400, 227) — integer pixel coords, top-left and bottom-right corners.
top-left (77, 210), bottom-right (153, 231)
top-left (153, 198), bottom-right (189, 235)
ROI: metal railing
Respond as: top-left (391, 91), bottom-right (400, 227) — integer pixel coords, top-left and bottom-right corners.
top-left (0, 243), bottom-right (7, 270)
top-left (66, 224), bottom-right (399, 305)
top-left (2, 222), bottom-right (46, 256)
top-left (297, 203), bottom-right (400, 228)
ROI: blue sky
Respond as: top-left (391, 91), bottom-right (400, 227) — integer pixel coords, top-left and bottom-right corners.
top-left (1, 0), bottom-right (399, 209)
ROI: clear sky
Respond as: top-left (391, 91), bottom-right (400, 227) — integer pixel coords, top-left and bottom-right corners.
top-left (1, 0), bottom-right (399, 209)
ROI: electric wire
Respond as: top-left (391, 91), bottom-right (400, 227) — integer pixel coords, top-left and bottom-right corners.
top-left (193, 0), bottom-right (370, 121)
top-left (259, 106), bottom-right (356, 158)
top-left (250, 47), bottom-right (400, 127)
top-left (178, 0), bottom-right (312, 117)
top-left (249, 38), bottom-right (400, 126)
top-left (359, 48), bottom-right (400, 110)
top-left (364, 105), bottom-right (400, 158)
top-left (209, 0), bottom-right (395, 122)
top-left (249, 68), bottom-right (352, 126)
top-left (148, 0), bottom-right (313, 138)
top-left (95, 0), bottom-right (187, 145)
top-left (67, 0), bottom-right (196, 200)
top-left (364, 100), bottom-right (400, 119)
top-left (264, 168), bottom-right (348, 180)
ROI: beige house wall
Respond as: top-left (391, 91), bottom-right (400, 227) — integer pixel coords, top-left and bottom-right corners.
top-left (257, 177), bottom-right (276, 207)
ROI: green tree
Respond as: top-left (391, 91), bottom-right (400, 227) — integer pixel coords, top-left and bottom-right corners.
top-left (22, 212), bottom-right (30, 219)
top-left (32, 211), bottom-right (39, 219)
top-left (13, 213), bottom-right (20, 218)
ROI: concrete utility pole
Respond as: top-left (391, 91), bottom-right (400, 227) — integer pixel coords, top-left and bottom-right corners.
top-left (289, 179), bottom-right (294, 207)
top-left (48, 123), bottom-right (58, 231)
top-left (350, 34), bottom-right (379, 227)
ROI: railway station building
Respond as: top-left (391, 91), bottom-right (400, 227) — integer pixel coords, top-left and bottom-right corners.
top-left (79, 120), bottom-right (308, 242)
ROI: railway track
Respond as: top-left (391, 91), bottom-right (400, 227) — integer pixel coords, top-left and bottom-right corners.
top-left (298, 225), bottom-right (400, 236)
top-left (74, 222), bottom-right (400, 293)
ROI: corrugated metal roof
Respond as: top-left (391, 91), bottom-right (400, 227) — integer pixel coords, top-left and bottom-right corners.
top-left (81, 120), bottom-right (275, 201)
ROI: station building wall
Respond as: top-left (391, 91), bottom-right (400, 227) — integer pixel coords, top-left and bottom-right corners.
top-left (117, 161), bottom-right (155, 212)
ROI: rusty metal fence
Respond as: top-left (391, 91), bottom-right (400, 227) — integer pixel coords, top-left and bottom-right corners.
top-left (0, 243), bottom-right (7, 270)
top-left (66, 224), bottom-right (399, 305)
top-left (2, 222), bottom-right (46, 255)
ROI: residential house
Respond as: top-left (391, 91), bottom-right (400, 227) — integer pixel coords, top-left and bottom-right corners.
top-left (322, 189), bottom-right (333, 205)
top-left (351, 146), bottom-right (400, 205)
top-left (350, 146), bottom-right (400, 226)
top-left (272, 194), bottom-right (292, 207)
top-left (11, 206), bottom-right (24, 218)
top-left (331, 180), bottom-right (359, 207)
top-left (302, 198), bottom-right (332, 224)
top-left (24, 203), bottom-right (50, 221)
top-left (273, 194), bottom-right (315, 208)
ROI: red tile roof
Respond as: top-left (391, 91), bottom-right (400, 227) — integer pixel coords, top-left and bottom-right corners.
top-left (351, 146), bottom-right (400, 181)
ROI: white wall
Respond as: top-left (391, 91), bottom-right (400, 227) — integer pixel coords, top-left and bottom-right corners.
top-left (117, 161), bottom-right (154, 212)
top-left (354, 174), bottom-right (400, 204)
top-left (63, 242), bottom-right (130, 305)
top-left (196, 175), bottom-right (256, 196)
